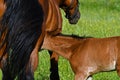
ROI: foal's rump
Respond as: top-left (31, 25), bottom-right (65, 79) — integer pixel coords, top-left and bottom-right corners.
top-left (84, 37), bottom-right (118, 70)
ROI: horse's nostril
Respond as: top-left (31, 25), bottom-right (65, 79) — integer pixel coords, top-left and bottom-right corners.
top-left (65, 14), bottom-right (69, 19)
top-left (78, 12), bottom-right (81, 18)
top-left (68, 12), bottom-right (80, 24)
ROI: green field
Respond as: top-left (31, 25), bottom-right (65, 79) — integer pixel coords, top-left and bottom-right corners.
top-left (1, 0), bottom-right (120, 80)
top-left (35, 0), bottom-right (120, 80)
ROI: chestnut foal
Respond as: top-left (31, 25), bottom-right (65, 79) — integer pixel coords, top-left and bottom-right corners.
top-left (42, 34), bottom-right (120, 80)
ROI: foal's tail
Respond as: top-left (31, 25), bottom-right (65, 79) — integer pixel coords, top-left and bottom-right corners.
top-left (1, 0), bottom-right (44, 79)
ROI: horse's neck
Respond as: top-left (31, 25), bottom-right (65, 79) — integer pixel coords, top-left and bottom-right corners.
top-left (55, 0), bottom-right (62, 6)
top-left (0, 0), bottom-right (5, 17)
top-left (39, 0), bottom-right (62, 35)
top-left (42, 35), bottom-right (81, 59)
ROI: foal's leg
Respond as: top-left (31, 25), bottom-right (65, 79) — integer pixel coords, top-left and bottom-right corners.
top-left (116, 56), bottom-right (120, 76)
top-left (75, 72), bottom-right (89, 80)
top-left (49, 51), bottom-right (60, 80)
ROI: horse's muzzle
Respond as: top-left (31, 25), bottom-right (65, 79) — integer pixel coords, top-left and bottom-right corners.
top-left (66, 7), bottom-right (80, 24)
top-left (69, 11), bottom-right (80, 24)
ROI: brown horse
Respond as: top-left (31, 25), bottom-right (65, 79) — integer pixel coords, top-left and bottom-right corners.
top-left (42, 34), bottom-right (120, 80)
top-left (0, 0), bottom-right (6, 69)
top-left (38, 0), bottom-right (80, 79)
top-left (0, 0), bottom-right (80, 80)
top-left (0, 0), bottom-right (5, 17)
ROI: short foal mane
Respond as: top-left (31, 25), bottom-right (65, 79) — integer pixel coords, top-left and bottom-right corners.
top-left (59, 34), bottom-right (93, 40)
top-left (1, 0), bottom-right (44, 79)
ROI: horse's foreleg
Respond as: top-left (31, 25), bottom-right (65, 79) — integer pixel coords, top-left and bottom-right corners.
top-left (26, 48), bottom-right (39, 80)
top-left (2, 57), bottom-right (15, 80)
top-left (2, 72), bottom-right (14, 80)
top-left (18, 48), bottom-right (39, 80)
top-left (22, 29), bottom-right (45, 80)
top-left (2, 64), bottom-right (14, 80)
top-left (18, 65), bottom-right (34, 80)
top-left (29, 48), bottom-right (39, 74)
top-left (49, 51), bottom-right (60, 80)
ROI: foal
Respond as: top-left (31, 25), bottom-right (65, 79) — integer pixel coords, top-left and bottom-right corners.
top-left (42, 34), bottom-right (120, 80)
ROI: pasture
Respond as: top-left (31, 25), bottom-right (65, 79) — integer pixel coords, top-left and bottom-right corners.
top-left (0, 0), bottom-right (120, 80)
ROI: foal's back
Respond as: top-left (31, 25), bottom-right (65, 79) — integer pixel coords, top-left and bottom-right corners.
top-left (70, 36), bottom-right (120, 73)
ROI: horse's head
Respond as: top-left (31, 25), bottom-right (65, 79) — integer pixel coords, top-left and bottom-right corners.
top-left (59, 0), bottom-right (80, 24)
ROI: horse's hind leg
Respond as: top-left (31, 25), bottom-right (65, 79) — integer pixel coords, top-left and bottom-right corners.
top-left (49, 51), bottom-right (60, 80)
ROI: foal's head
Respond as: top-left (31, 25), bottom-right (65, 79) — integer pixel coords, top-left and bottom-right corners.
top-left (58, 0), bottom-right (80, 24)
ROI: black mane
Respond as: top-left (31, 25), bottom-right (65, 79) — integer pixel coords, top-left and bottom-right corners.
top-left (1, 0), bottom-right (44, 79)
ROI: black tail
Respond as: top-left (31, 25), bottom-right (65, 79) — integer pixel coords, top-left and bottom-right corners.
top-left (1, 0), bottom-right (44, 79)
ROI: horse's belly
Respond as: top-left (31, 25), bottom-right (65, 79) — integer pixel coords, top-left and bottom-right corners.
top-left (103, 60), bottom-right (116, 71)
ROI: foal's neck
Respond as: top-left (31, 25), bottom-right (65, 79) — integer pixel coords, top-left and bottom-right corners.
top-left (42, 34), bottom-right (83, 59)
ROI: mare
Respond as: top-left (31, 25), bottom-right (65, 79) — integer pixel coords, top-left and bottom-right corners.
top-left (0, 0), bottom-right (6, 68)
top-left (0, 0), bottom-right (80, 80)
top-left (42, 34), bottom-right (120, 80)
top-left (0, 0), bottom-right (5, 17)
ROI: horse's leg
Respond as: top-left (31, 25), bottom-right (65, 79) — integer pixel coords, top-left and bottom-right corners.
top-left (1, 57), bottom-right (14, 80)
top-left (74, 72), bottom-right (89, 80)
top-left (18, 68), bottom-right (34, 80)
top-left (116, 56), bottom-right (120, 77)
top-left (1, 48), bottom-right (13, 79)
top-left (18, 61), bottom-right (34, 80)
top-left (25, 48), bottom-right (39, 80)
top-left (18, 48), bottom-right (39, 80)
top-left (2, 64), bottom-right (14, 80)
top-left (49, 51), bottom-right (60, 80)
top-left (87, 77), bottom-right (92, 80)
top-left (0, 51), bottom-right (36, 80)
top-left (2, 73), bottom-right (14, 80)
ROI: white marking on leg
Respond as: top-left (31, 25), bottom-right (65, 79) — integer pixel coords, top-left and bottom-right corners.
top-left (106, 60), bottom-right (116, 70)
top-left (87, 77), bottom-right (92, 80)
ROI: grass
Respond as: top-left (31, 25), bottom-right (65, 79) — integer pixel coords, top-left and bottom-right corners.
top-left (0, 0), bottom-right (120, 80)
top-left (35, 0), bottom-right (120, 80)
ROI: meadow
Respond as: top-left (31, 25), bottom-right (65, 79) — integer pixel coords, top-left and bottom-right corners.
top-left (0, 0), bottom-right (120, 80)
